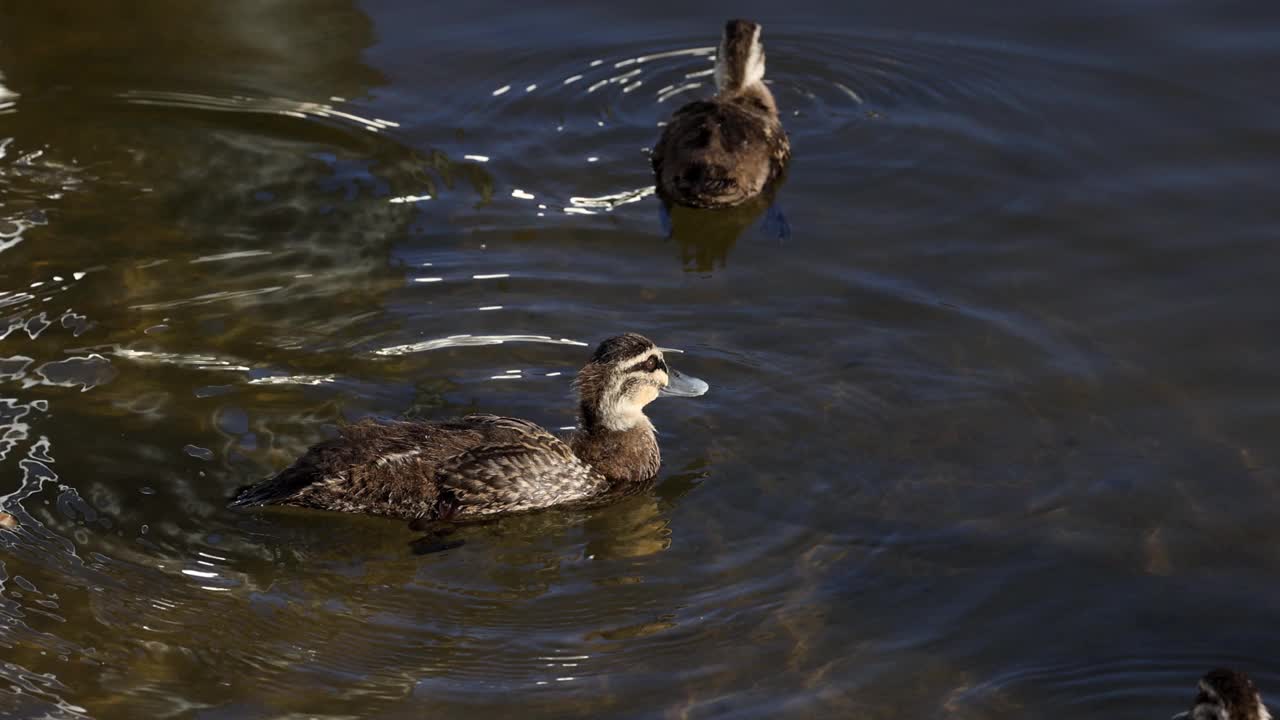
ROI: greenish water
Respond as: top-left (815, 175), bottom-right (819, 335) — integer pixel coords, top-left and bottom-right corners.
top-left (1, 1), bottom-right (1278, 717)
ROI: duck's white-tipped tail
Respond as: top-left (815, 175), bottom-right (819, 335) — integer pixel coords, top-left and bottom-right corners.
top-left (714, 19), bottom-right (766, 93)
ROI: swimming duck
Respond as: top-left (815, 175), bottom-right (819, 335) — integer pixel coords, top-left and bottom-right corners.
top-left (1174, 669), bottom-right (1271, 720)
top-left (229, 333), bottom-right (708, 521)
top-left (652, 19), bottom-right (791, 209)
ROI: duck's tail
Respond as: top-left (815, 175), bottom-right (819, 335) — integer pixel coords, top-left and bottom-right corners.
top-left (714, 19), bottom-right (766, 94)
top-left (227, 480), bottom-right (272, 508)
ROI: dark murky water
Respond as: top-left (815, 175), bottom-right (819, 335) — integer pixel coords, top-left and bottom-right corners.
top-left (1, 1), bottom-right (1278, 717)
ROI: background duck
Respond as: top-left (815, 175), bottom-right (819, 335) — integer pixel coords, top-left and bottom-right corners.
top-left (1175, 669), bottom-right (1272, 720)
top-left (651, 19), bottom-right (791, 209)
top-left (228, 333), bottom-right (708, 521)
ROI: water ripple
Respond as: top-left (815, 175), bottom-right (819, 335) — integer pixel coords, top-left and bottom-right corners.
top-left (117, 91), bottom-right (402, 134)
top-left (375, 334), bottom-right (589, 357)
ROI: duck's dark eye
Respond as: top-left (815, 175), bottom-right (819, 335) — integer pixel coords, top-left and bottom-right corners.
top-left (644, 356), bottom-right (660, 372)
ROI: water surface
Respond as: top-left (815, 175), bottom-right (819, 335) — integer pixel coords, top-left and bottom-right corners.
top-left (1, 1), bottom-right (1279, 717)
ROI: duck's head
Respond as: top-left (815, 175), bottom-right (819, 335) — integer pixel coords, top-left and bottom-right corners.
top-left (1175, 669), bottom-right (1271, 720)
top-left (575, 333), bottom-right (708, 432)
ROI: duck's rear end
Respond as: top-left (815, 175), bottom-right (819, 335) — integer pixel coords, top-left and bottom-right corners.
top-left (652, 19), bottom-right (790, 209)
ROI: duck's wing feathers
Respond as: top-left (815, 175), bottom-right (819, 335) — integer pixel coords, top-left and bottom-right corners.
top-left (230, 415), bottom-right (608, 520)
top-left (437, 415), bottom-right (609, 516)
top-left (229, 418), bottom-right (459, 518)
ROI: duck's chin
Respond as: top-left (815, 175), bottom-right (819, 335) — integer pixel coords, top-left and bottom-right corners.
top-left (598, 408), bottom-right (654, 433)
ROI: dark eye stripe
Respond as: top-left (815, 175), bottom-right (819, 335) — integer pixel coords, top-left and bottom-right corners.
top-left (625, 356), bottom-right (667, 373)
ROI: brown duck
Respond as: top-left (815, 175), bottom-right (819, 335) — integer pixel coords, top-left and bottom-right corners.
top-left (652, 19), bottom-right (791, 209)
top-left (229, 334), bottom-right (708, 521)
top-left (1174, 669), bottom-right (1272, 720)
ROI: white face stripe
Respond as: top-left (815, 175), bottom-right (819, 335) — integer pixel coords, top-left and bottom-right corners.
top-left (621, 351), bottom-right (668, 386)
top-left (616, 349), bottom-right (664, 370)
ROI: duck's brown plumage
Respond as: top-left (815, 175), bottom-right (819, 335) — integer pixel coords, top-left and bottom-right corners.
top-left (652, 19), bottom-right (790, 209)
top-left (1181, 669), bottom-right (1271, 720)
top-left (229, 334), bottom-right (706, 521)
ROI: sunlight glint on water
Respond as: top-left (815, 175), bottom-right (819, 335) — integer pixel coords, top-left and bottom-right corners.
top-left (0, 1), bottom-right (1278, 718)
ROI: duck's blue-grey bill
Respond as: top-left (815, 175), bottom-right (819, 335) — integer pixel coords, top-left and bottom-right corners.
top-left (660, 368), bottom-right (709, 397)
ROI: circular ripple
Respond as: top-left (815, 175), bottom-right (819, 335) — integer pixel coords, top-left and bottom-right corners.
top-left (420, 28), bottom-right (1134, 227)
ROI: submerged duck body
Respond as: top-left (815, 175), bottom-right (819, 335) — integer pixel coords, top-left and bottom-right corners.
top-left (1176, 669), bottom-right (1272, 720)
top-left (229, 334), bottom-right (707, 521)
top-left (652, 19), bottom-right (790, 208)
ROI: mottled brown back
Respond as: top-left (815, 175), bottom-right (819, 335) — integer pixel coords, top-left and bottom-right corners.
top-left (653, 95), bottom-right (789, 208)
top-left (652, 19), bottom-right (789, 209)
top-left (1188, 669), bottom-right (1270, 720)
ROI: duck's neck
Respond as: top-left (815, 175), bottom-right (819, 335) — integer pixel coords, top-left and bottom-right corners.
top-left (569, 412), bottom-right (660, 490)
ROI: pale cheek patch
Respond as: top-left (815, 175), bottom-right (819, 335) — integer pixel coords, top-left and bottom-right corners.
top-left (598, 376), bottom-right (660, 431)
top-left (637, 384), bottom-right (660, 406)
